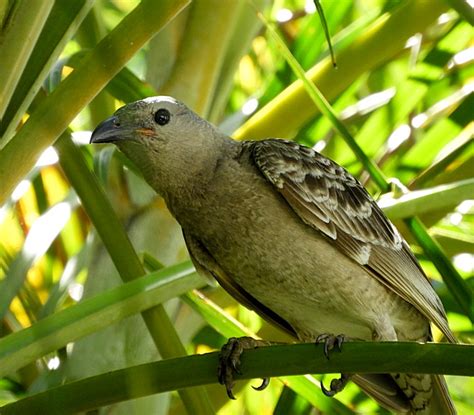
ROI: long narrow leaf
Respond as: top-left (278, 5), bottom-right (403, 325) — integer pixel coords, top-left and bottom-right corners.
top-left (0, 0), bottom-right (94, 144)
top-left (0, 1), bottom-right (53, 119)
top-left (379, 178), bottom-right (474, 220)
top-left (405, 217), bottom-right (473, 319)
top-left (409, 124), bottom-right (474, 189)
top-left (234, 0), bottom-right (449, 140)
top-left (0, 0), bottom-right (190, 206)
top-left (1, 342), bottom-right (472, 415)
top-left (0, 262), bottom-right (203, 377)
top-left (0, 197), bottom-right (77, 319)
top-left (257, 9), bottom-right (388, 190)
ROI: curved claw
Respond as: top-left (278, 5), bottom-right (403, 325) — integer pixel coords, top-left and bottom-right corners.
top-left (252, 377), bottom-right (270, 391)
top-left (321, 373), bottom-right (351, 398)
top-left (321, 380), bottom-right (337, 397)
top-left (226, 384), bottom-right (237, 400)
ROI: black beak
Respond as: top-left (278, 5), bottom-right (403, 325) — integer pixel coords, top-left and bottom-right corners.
top-left (90, 116), bottom-right (121, 144)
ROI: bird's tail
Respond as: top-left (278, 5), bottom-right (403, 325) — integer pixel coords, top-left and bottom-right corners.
top-left (352, 373), bottom-right (456, 414)
top-left (429, 374), bottom-right (456, 415)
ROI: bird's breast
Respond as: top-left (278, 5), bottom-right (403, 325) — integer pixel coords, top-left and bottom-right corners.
top-left (173, 159), bottom-right (426, 341)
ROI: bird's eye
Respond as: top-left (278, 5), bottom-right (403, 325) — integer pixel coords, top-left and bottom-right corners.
top-left (154, 108), bottom-right (171, 126)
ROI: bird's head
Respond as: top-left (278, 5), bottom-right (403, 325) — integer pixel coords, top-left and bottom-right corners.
top-left (90, 96), bottom-right (227, 197)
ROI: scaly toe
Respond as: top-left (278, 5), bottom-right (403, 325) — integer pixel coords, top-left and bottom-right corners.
top-left (218, 336), bottom-right (270, 399)
top-left (315, 333), bottom-right (346, 359)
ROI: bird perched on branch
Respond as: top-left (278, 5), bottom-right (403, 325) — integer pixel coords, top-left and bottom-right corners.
top-left (90, 96), bottom-right (456, 414)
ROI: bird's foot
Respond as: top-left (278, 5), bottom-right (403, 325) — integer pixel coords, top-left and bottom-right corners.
top-left (321, 373), bottom-right (351, 397)
top-left (315, 334), bottom-right (350, 397)
top-left (218, 336), bottom-right (271, 399)
top-left (315, 333), bottom-right (346, 359)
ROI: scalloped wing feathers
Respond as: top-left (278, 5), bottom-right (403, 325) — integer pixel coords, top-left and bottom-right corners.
top-left (247, 139), bottom-right (455, 344)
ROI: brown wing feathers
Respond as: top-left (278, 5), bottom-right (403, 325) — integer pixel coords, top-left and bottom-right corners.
top-left (248, 139), bottom-right (455, 343)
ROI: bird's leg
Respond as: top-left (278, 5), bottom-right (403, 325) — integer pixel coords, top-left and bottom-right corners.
top-left (218, 336), bottom-right (271, 399)
top-left (315, 334), bottom-right (352, 397)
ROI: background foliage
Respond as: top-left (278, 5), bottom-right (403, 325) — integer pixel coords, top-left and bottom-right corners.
top-left (0, 0), bottom-right (473, 414)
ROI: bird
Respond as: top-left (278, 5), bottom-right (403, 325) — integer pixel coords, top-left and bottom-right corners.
top-left (90, 96), bottom-right (456, 414)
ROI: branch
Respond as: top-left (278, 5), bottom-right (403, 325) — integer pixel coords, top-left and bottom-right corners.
top-left (2, 342), bottom-right (472, 414)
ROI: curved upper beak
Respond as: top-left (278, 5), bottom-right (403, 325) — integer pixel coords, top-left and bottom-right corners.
top-left (90, 116), bottom-right (120, 144)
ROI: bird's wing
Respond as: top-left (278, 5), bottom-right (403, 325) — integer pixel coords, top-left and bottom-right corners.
top-left (183, 230), bottom-right (298, 338)
top-left (246, 139), bottom-right (455, 343)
